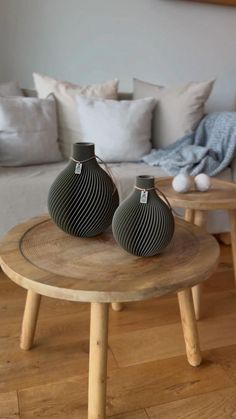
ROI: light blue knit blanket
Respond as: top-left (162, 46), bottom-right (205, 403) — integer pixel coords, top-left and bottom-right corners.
top-left (142, 112), bottom-right (236, 176)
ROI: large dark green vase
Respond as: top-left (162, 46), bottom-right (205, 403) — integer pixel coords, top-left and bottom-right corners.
top-left (112, 175), bottom-right (175, 256)
top-left (48, 142), bottom-right (119, 237)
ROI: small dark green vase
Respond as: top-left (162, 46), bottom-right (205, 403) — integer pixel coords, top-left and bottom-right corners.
top-left (48, 142), bottom-right (119, 237)
top-left (112, 175), bottom-right (175, 256)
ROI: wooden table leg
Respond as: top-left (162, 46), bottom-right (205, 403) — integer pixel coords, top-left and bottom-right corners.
top-left (194, 210), bottom-right (207, 229)
top-left (192, 210), bottom-right (208, 320)
top-left (111, 302), bottom-right (123, 312)
top-left (178, 288), bottom-right (202, 367)
top-left (88, 303), bottom-right (109, 419)
top-left (184, 208), bottom-right (195, 224)
top-left (229, 209), bottom-right (236, 284)
top-left (20, 290), bottom-right (41, 350)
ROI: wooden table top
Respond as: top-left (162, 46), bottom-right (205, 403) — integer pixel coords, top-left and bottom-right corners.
top-left (155, 177), bottom-right (236, 210)
top-left (0, 215), bottom-right (219, 303)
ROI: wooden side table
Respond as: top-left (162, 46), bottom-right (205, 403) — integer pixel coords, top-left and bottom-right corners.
top-left (0, 215), bottom-right (219, 419)
top-left (156, 177), bottom-right (236, 320)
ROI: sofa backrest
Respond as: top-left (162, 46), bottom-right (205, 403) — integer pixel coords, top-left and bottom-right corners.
top-left (22, 88), bottom-right (132, 101)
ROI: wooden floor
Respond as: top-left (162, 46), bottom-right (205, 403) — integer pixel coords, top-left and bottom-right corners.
top-left (1, 242), bottom-right (236, 418)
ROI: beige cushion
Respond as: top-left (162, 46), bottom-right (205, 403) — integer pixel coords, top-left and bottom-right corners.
top-left (133, 78), bottom-right (215, 149)
top-left (33, 73), bottom-right (119, 158)
top-left (0, 96), bottom-right (62, 166)
top-left (77, 96), bottom-right (156, 162)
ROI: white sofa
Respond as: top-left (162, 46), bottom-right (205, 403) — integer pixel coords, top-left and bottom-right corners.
top-left (0, 90), bottom-right (235, 237)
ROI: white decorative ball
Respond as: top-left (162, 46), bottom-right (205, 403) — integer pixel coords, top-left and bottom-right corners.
top-left (194, 174), bottom-right (211, 192)
top-left (172, 174), bottom-right (192, 193)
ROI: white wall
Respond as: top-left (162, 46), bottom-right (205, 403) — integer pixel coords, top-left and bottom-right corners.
top-left (0, 0), bottom-right (236, 111)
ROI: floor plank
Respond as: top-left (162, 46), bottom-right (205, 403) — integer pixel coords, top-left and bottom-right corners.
top-left (18, 376), bottom-right (88, 419)
top-left (109, 304), bottom-right (236, 367)
top-left (18, 351), bottom-right (233, 418)
top-left (110, 410), bottom-right (148, 419)
top-left (146, 386), bottom-right (236, 418)
top-left (0, 338), bottom-right (117, 393)
top-left (110, 321), bottom-right (185, 367)
top-left (0, 391), bottom-right (19, 418)
top-left (209, 344), bottom-right (236, 384)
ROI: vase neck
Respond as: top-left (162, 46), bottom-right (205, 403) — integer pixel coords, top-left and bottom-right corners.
top-left (135, 175), bottom-right (155, 190)
top-left (72, 142), bottom-right (95, 161)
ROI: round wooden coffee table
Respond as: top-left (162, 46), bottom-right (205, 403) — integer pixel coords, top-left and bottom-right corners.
top-left (0, 215), bottom-right (219, 419)
top-left (156, 176), bottom-right (236, 320)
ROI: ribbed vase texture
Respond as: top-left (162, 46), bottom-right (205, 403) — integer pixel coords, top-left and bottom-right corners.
top-left (112, 175), bottom-right (175, 256)
top-left (48, 142), bottom-right (119, 237)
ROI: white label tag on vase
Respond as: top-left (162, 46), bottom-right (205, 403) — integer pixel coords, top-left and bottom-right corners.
top-left (140, 190), bottom-right (148, 204)
top-left (75, 163), bottom-right (82, 174)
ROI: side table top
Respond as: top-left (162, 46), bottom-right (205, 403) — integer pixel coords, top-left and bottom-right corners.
top-left (156, 177), bottom-right (236, 210)
top-left (0, 215), bottom-right (219, 303)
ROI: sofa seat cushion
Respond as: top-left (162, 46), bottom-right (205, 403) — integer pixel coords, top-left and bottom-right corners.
top-left (0, 162), bottom-right (232, 237)
top-left (0, 162), bottom-right (167, 236)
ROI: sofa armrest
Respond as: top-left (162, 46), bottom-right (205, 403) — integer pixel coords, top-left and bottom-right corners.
top-left (231, 154), bottom-right (236, 182)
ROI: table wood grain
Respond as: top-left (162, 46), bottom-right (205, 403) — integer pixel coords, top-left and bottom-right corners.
top-left (0, 215), bottom-right (219, 303)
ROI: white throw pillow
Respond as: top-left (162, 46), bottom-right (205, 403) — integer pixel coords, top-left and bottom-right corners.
top-left (133, 78), bottom-right (215, 149)
top-left (0, 96), bottom-right (62, 166)
top-left (0, 81), bottom-right (23, 97)
top-left (33, 73), bottom-right (119, 158)
top-left (76, 96), bottom-right (156, 162)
